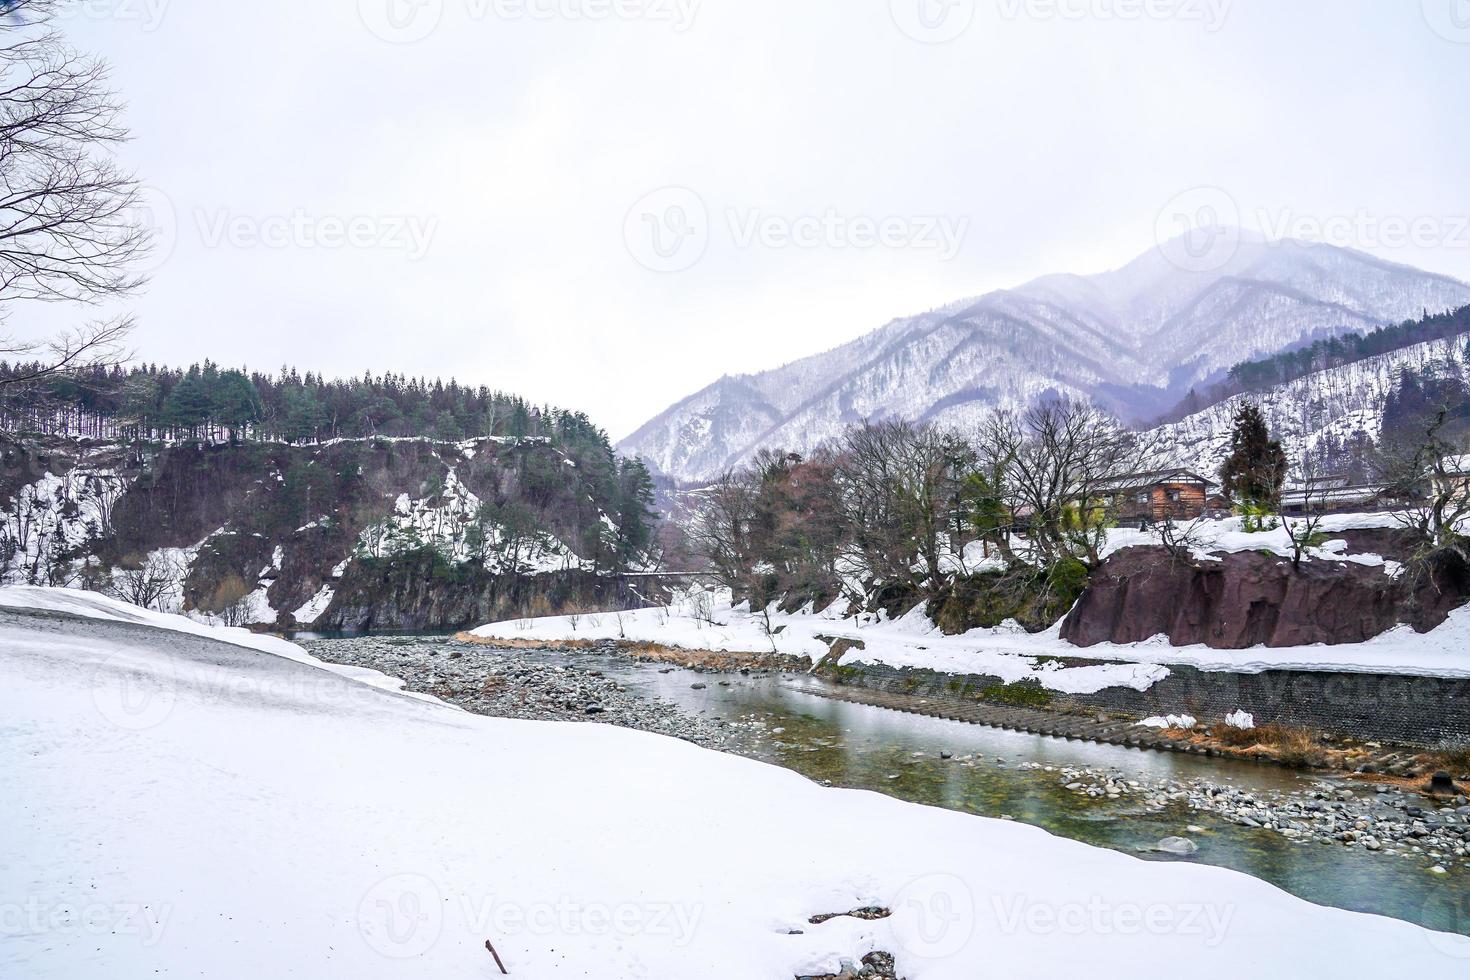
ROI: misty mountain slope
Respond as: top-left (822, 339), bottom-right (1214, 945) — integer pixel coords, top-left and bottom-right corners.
top-left (1155, 333), bottom-right (1470, 479)
top-left (623, 235), bottom-right (1470, 483)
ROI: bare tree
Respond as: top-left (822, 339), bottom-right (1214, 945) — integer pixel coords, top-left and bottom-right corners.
top-left (976, 400), bottom-right (1164, 570)
top-left (1377, 407), bottom-right (1470, 554)
top-left (0, 0), bottom-right (147, 393)
top-left (110, 552), bottom-right (181, 611)
top-left (837, 419), bottom-right (970, 596)
top-left (686, 468), bottom-right (760, 591)
top-left (1280, 458), bottom-right (1331, 570)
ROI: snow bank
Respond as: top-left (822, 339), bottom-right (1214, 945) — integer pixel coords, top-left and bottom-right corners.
top-left (4, 591), bottom-right (1464, 977)
top-left (471, 592), bottom-right (1170, 696)
top-left (0, 586), bottom-right (428, 702)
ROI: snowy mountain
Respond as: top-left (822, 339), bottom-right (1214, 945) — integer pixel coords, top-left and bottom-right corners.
top-left (622, 234), bottom-right (1470, 483)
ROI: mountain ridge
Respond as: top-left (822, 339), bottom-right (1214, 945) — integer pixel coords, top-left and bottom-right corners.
top-left (622, 234), bottom-right (1470, 483)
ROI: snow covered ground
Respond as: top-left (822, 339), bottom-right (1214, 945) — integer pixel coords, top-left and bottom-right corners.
top-left (4, 588), bottom-right (1467, 977)
top-left (473, 513), bottom-right (1470, 685)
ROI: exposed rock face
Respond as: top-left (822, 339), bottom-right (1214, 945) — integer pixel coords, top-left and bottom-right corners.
top-left (0, 434), bottom-right (645, 629)
top-left (319, 558), bottom-right (624, 632)
top-left (1061, 533), bottom-right (1470, 649)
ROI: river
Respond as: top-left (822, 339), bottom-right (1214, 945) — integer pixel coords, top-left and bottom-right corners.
top-left (301, 634), bottom-right (1470, 938)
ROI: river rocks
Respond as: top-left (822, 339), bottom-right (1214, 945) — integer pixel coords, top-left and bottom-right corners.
top-left (305, 636), bottom-right (751, 749)
top-left (1061, 538), bottom-right (1470, 649)
top-left (1155, 837), bottom-right (1200, 856)
top-left (1047, 762), bottom-right (1470, 872)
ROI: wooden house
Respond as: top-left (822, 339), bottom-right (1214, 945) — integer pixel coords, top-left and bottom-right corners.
top-left (1102, 469), bottom-right (1217, 524)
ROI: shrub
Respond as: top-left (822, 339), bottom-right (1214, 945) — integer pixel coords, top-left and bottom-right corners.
top-left (1216, 721), bottom-right (1327, 767)
top-left (1431, 742), bottom-right (1470, 777)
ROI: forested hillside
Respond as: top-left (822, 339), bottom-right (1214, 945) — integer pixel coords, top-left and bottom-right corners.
top-left (1159, 305), bottom-right (1470, 424)
top-left (1155, 332), bottom-right (1470, 481)
top-left (0, 364), bottom-right (659, 630)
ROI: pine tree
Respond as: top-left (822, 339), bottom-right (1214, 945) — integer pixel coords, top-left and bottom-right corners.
top-left (1219, 404), bottom-right (1288, 510)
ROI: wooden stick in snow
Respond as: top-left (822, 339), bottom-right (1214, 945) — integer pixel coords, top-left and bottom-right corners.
top-left (485, 939), bottom-right (509, 974)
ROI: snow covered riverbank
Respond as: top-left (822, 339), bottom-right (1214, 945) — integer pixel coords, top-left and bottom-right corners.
top-left (471, 583), bottom-right (1470, 688)
top-left (4, 587), bottom-right (1469, 976)
top-left (472, 511), bottom-right (1470, 686)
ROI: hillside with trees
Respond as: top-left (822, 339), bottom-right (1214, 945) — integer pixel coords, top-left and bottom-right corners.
top-left (1160, 304), bottom-right (1470, 424)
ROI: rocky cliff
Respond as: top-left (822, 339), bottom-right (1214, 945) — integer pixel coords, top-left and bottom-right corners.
top-left (0, 433), bottom-right (654, 630)
top-left (1061, 529), bottom-right (1470, 649)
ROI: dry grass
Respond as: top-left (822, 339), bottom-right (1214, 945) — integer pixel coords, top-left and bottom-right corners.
top-left (1211, 721), bottom-right (1328, 767)
top-left (1215, 724), bottom-right (1263, 748)
top-left (1429, 742), bottom-right (1470, 777)
top-left (453, 632), bottom-right (807, 671)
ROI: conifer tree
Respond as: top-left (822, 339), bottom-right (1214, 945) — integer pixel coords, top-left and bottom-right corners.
top-left (1219, 404), bottom-right (1288, 510)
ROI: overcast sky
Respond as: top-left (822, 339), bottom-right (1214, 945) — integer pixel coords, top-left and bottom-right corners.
top-left (27, 0), bottom-right (1470, 438)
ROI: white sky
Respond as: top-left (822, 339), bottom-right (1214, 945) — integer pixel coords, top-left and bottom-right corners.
top-left (25, 0), bottom-right (1470, 438)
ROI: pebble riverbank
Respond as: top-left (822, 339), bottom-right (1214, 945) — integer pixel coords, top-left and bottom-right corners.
top-left (1023, 761), bottom-right (1470, 872)
top-left (304, 636), bottom-right (760, 752)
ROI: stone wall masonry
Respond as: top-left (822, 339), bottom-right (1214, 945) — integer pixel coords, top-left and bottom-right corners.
top-left (819, 659), bottom-right (1470, 747)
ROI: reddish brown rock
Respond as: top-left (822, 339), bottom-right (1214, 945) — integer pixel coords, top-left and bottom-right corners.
top-left (1061, 539), bottom-right (1470, 649)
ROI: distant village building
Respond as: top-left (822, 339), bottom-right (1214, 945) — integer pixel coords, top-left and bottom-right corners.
top-left (1280, 475), bottom-right (1390, 516)
top-left (1433, 454), bottom-right (1470, 500)
top-left (1102, 469), bottom-right (1217, 524)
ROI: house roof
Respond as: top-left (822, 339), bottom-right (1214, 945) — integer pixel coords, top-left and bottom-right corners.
top-left (1099, 469), bottom-right (1218, 492)
top-left (1280, 484), bottom-right (1387, 506)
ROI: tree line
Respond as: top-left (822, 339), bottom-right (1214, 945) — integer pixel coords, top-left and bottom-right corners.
top-left (0, 359), bottom-right (609, 447)
top-left (687, 401), bottom-right (1168, 629)
top-left (1159, 305), bottom-right (1470, 424)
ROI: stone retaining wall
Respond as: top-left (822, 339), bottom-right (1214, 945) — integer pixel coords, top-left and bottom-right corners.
top-left (820, 660), bottom-right (1470, 747)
